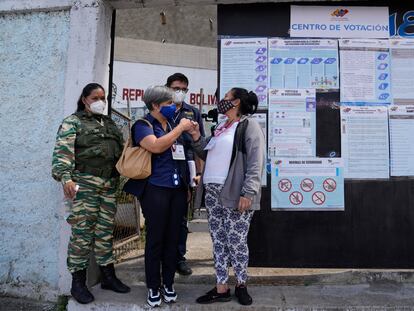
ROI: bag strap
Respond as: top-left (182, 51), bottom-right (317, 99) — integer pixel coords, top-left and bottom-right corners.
top-left (137, 118), bottom-right (153, 128)
top-left (130, 117), bottom-right (154, 147)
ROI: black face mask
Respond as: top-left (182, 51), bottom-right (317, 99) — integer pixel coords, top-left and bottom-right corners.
top-left (217, 99), bottom-right (235, 114)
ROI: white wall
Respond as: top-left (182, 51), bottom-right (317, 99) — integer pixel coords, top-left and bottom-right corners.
top-left (0, 0), bottom-right (114, 300)
top-left (113, 61), bottom-right (217, 109)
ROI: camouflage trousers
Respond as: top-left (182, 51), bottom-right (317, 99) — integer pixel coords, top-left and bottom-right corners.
top-left (66, 173), bottom-right (118, 273)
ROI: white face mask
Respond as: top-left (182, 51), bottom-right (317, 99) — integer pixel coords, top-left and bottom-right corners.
top-left (89, 100), bottom-right (106, 115)
top-left (173, 90), bottom-right (187, 104)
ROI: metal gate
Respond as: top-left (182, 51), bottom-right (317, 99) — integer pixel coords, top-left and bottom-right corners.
top-left (111, 107), bottom-right (142, 262)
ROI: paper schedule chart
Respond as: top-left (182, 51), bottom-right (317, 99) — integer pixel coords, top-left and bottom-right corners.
top-left (220, 38), bottom-right (268, 107)
top-left (341, 106), bottom-right (390, 179)
top-left (268, 38), bottom-right (339, 90)
top-left (339, 39), bottom-right (392, 105)
top-left (390, 39), bottom-right (414, 105)
top-left (389, 105), bottom-right (414, 177)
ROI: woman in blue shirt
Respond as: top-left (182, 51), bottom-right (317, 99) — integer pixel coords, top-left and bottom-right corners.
top-left (125, 86), bottom-right (194, 307)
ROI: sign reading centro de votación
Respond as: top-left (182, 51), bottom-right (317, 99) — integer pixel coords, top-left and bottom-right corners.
top-left (290, 6), bottom-right (390, 38)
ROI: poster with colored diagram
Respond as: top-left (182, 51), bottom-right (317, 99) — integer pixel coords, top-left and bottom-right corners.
top-left (271, 157), bottom-right (344, 210)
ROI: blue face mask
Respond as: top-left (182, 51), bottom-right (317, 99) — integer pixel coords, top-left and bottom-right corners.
top-left (160, 104), bottom-right (176, 120)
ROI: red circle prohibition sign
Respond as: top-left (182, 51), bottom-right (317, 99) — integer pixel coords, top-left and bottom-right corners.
top-left (323, 178), bottom-right (337, 192)
top-left (312, 191), bottom-right (326, 205)
top-left (278, 179), bottom-right (292, 192)
top-left (289, 191), bottom-right (303, 205)
top-left (300, 178), bottom-right (314, 192)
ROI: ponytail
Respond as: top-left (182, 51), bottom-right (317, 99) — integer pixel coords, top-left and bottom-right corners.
top-left (231, 88), bottom-right (258, 116)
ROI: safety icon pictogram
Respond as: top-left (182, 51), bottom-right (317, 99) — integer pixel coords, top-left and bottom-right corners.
top-left (323, 178), bottom-right (337, 192)
top-left (278, 179), bottom-right (292, 192)
top-left (312, 191), bottom-right (326, 205)
top-left (300, 178), bottom-right (314, 192)
top-left (289, 191), bottom-right (303, 205)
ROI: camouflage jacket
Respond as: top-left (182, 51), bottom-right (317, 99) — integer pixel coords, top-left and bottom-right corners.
top-left (52, 113), bottom-right (123, 184)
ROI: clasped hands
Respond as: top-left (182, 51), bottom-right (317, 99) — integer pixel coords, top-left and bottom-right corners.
top-left (178, 118), bottom-right (201, 140)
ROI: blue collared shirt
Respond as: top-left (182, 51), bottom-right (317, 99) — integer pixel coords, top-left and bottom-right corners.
top-left (131, 113), bottom-right (188, 188)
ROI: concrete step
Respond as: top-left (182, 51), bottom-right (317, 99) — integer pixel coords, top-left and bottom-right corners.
top-left (67, 283), bottom-right (414, 311)
top-left (192, 209), bottom-right (207, 220)
top-left (188, 218), bottom-right (209, 232)
top-left (117, 256), bottom-right (414, 287)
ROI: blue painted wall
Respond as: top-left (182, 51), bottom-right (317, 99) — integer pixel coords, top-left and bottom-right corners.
top-left (0, 10), bottom-right (70, 296)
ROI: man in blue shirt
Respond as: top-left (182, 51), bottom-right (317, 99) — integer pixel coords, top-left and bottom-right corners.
top-left (166, 73), bottom-right (205, 276)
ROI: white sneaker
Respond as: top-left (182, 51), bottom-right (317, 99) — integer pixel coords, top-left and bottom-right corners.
top-left (147, 288), bottom-right (162, 307)
top-left (161, 284), bottom-right (177, 303)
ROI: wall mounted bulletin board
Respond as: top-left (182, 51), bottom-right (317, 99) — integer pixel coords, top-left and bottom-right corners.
top-left (218, 1), bottom-right (414, 268)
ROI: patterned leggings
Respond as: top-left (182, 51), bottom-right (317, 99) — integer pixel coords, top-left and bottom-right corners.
top-left (204, 183), bottom-right (254, 285)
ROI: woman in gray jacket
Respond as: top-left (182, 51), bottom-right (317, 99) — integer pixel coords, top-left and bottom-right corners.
top-left (188, 88), bottom-right (265, 306)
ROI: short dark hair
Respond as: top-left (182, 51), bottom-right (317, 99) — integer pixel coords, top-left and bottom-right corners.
top-left (76, 83), bottom-right (104, 112)
top-left (231, 88), bottom-right (258, 116)
top-left (166, 73), bottom-right (189, 87)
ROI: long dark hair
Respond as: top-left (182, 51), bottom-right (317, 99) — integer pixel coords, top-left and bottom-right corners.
top-left (231, 88), bottom-right (258, 116)
top-left (76, 83), bottom-right (105, 112)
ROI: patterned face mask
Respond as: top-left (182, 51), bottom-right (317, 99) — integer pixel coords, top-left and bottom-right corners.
top-left (217, 99), bottom-right (235, 114)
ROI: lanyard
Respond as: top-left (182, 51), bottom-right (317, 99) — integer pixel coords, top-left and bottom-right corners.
top-left (173, 107), bottom-right (182, 124)
top-left (214, 119), bottom-right (238, 137)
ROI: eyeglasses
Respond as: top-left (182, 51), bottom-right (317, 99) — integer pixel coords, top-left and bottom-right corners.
top-left (171, 87), bottom-right (189, 93)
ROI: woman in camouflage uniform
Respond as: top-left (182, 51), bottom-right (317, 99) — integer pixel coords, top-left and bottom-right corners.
top-left (52, 83), bottom-right (130, 304)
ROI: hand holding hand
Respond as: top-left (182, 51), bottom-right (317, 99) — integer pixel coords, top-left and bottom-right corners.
top-left (188, 121), bottom-right (201, 141)
top-left (178, 118), bottom-right (193, 132)
top-left (193, 175), bottom-right (201, 186)
top-left (238, 196), bottom-right (252, 213)
top-left (63, 181), bottom-right (78, 199)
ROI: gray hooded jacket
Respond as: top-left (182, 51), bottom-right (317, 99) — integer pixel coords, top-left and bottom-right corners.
top-left (193, 115), bottom-right (265, 210)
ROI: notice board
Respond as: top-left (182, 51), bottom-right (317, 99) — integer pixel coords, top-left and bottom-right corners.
top-left (218, 1), bottom-right (414, 268)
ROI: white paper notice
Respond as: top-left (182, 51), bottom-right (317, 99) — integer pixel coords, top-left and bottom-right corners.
top-left (341, 106), bottom-right (389, 179)
top-left (339, 39), bottom-right (391, 104)
top-left (220, 38), bottom-right (268, 107)
top-left (268, 38), bottom-right (339, 90)
top-left (389, 105), bottom-right (414, 176)
top-left (390, 39), bottom-right (414, 105)
top-left (268, 89), bottom-right (316, 158)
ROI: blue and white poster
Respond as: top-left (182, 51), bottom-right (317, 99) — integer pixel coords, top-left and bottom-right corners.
top-left (268, 89), bottom-right (316, 158)
top-left (220, 38), bottom-right (268, 107)
top-left (340, 39), bottom-right (392, 105)
top-left (268, 38), bottom-right (339, 90)
top-left (271, 158), bottom-right (344, 210)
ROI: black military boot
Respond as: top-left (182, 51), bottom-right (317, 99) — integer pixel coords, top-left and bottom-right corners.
top-left (99, 263), bottom-right (131, 293)
top-left (71, 269), bottom-right (94, 304)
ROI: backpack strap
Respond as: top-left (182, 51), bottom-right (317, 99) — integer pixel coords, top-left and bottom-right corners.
top-left (230, 118), bottom-right (249, 165)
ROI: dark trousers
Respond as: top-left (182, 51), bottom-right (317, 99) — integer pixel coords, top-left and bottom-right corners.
top-left (141, 183), bottom-right (187, 289)
top-left (177, 203), bottom-right (189, 263)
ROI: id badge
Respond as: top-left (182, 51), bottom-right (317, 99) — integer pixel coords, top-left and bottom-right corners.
top-left (172, 144), bottom-right (186, 160)
top-left (204, 138), bottom-right (216, 151)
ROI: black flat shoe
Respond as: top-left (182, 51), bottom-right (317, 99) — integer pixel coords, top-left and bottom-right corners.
top-left (196, 287), bottom-right (232, 304)
top-left (176, 261), bottom-right (192, 276)
top-left (235, 284), bottom-right (252, 305)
